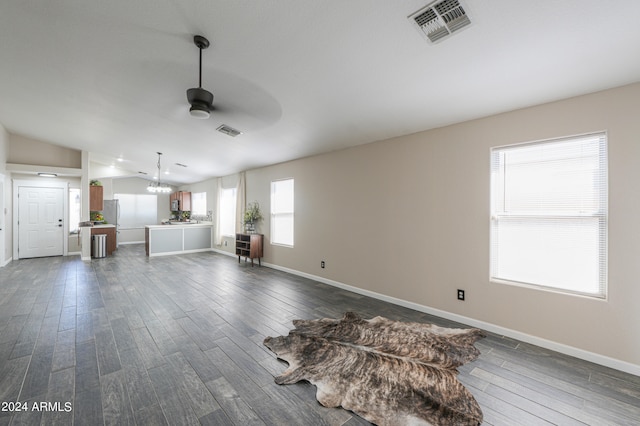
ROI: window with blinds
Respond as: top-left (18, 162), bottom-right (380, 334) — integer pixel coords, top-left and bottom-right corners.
top-left (191, 192), bottom-right (207, 216)
top-left (114, 193), bottom-right (158, 229)
top-left (490, 132), bottom-right (608, 298)
top-left (271, 178), bottom-right (294, 247)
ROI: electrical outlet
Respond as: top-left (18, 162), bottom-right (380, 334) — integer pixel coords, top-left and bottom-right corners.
top-left (321, 261), bottom-right (325, 268)
top-left (224, 240), bottom-right (228, 246)
top-left (457, 289), bottom-right (465, 301)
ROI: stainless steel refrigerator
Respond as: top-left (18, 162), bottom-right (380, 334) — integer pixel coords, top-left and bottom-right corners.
top-left (102, 199), bottom-right (119, 247)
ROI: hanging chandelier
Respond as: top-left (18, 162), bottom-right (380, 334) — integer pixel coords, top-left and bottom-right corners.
top-left (147, 152), bottom-right (172, 193)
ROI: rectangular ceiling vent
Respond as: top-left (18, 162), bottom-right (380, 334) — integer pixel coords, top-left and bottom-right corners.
top-left (409, 0), bottom-right (471, 44)
top-left (216, 124), bottom-right (242, 137)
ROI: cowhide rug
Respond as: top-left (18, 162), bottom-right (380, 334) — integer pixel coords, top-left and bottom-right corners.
top-left (264, 312), bottom-right (485, 426)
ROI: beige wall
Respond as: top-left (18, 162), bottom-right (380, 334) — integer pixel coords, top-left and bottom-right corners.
top-left (240, 82), bottom-right (640, 371)
top-left (2, 82), bottom-right (639, 372)
top-left (8, 134), bottom-right (81, 168)
top-left (1, 131), bottom-right (82, 261)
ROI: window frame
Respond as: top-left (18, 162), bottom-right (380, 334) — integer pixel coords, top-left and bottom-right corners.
top-left (69, 187), bottom-right (81, 234)
top-left (489, 132), bottom-right (608, 298)
top-left (219, 187), bottom-right (237, 237)
top-left (270, 178), bottom-right (294, 247)
top-left (191, 191), bottom-right (207, 216)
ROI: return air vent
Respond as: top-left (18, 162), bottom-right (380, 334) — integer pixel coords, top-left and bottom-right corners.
top-left (409, 0), bottom-right (471, 44)
top-left (217, 124), bottom-right (242, 137)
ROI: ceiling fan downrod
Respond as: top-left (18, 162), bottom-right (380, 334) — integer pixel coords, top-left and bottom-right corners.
top-left (187, 35), bottom-right (213, 119)
top-left (194, 35), bottom-right (209, 88)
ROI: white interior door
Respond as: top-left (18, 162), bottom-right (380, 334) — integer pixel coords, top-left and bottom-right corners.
top-left (18, 186), bottom-right (64, 258)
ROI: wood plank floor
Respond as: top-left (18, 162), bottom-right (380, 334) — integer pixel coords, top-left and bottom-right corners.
top-left (1, 244), bottom-right (639, 425)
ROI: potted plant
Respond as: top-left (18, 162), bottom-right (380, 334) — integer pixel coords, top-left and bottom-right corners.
top-left (90, 211), bottom-right (104, 224)
top-left (243, 202), bottom-right (263, 233)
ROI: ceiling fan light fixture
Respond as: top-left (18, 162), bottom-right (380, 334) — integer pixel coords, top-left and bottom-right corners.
top-left (189, 105), bottom-right (210, 119)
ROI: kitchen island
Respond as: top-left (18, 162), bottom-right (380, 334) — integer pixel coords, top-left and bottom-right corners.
top-left (145, 223), bottom-right (213, 257)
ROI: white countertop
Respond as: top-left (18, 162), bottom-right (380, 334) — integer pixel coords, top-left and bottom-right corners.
top-left (92, 224), bottom-right (115, 228)
top-left (146, 222), bottom-right (213, 229)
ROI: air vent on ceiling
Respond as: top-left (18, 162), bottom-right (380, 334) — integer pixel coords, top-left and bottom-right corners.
top-left (217, 124), bottom-right (242, 137)
top-left (409, 0), bottom-right (471, 44)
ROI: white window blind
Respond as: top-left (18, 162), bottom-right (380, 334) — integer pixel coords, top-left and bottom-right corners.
top-left (220, 188), bottom-right (236, 236)
top-left (191, 192), bottom-right (207, 216)
top-left (271, 178), bottom-right (294, 246)
top-left (114, 193), bottom-right (158, 229)
top-left (490, 132), bottom-right (607, 297)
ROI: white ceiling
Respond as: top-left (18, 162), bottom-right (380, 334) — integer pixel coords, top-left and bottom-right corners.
top-left (2, 0), bottom-right (640, 185)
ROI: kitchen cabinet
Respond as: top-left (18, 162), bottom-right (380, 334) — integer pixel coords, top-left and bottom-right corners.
top-left (91, 225), bottom-right (116, 256)
top-left (90, 185), bottom-right (103, 211)
top-left (170, 191), bottom-right (191, 211)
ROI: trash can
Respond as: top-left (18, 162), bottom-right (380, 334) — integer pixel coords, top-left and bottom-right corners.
top-left (92, 234), bottom-right (106, 258)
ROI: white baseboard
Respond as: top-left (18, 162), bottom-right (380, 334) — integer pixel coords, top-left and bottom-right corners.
top-left (117, 241), bottom-right (145, 245)
top-left (1, 256), bottom-right (12, 267)
top-left (149, 248), bottom-right (213, 257)
top-left (261, 261), bottom-right (640, 377)
top-left (212, 247), bottom-right (236, 257)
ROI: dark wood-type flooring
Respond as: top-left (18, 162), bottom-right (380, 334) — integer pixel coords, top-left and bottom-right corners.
top-left (1, 244), bottom-right (639, 425)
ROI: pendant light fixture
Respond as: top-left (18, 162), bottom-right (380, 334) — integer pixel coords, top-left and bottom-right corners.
top-left (147, 152), bottom-right (172, 193)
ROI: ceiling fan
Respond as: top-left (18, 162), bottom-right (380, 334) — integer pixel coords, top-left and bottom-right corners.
top-left (186, 35), bottom-right (214, 119)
